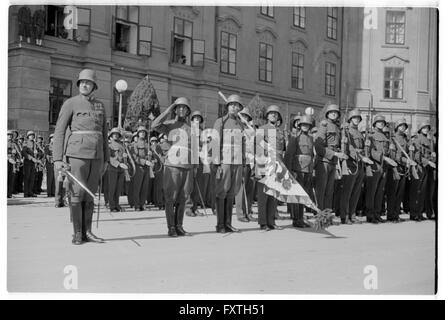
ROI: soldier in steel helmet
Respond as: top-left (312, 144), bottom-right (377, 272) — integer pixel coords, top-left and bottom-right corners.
top-left (131, 126), bottom-right (151, 211)
top-left (212, 94), bottom-right (250, 233)
top-left (21, 130), bottom-right (38, 198)
top-left (314, 104), bottom-right (348, 211)
top-left (256, 105), bottom-right (286, 231)
top-left (108, 128), bottom-right (126, 212)
top-left (152, 97), bottom-right (194, 237)
top-left (53, 69), bottom-right (109, 245)
top-left (284, 115), bottom-right (314, 228)
top-left (364, 114), bottom-right (395, 223)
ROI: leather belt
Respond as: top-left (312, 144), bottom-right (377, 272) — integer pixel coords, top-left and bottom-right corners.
top-left (72, 130), bottom-right (102, 134)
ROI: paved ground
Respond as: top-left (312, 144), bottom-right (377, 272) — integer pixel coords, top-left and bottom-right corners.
top-left (7, 194), bottom-right (436, 295)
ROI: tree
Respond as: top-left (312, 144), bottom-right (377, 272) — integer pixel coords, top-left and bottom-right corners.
top-left (246, 94), bottom-right (267, 127)
top-left (124, 75), bottom-right (161, 132)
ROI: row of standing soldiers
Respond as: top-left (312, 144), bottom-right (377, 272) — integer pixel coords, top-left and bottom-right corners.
top-left (7, 130), bottom-right (65, 205)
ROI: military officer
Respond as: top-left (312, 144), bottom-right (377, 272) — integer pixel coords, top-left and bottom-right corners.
top-left (45, 134), bottom-right (55, 197)
top-left (152, 97), bottom-right (194, 237)
top-left (284, 115), bottom-right (314, 228)
top-left (213, 94), bottom-right (250, 233)
top-left (314, 104), bottom-right (348, 211)
top-left (108, 128), bottom-right (126, 212)
top-left (21, 131), bottom-right (38, 197)
top-left (131, 126), bottom-right (151, 211)
top-left (53, 69), bottom-right (109, 245)
top-left (256, 105), bottom-right (286, 231)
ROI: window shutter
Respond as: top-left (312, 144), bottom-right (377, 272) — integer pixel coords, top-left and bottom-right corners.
top-left (111, 16), bottom-right (116, 49)
top-left (138, 25), bottom-right (152, 56)
top-left (76, 7), bottom-right (91, 43)
top-left (170, 31), bottom-right (175, 63)
top-left (192, 39), bottom-right (205, 67)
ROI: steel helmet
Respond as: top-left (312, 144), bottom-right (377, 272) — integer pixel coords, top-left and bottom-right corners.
top-left (395, 118), bottom-right (408, 131)
top-left (77, 69), bottom-right (98, 90)
top-left (299, 115), bottom-right (313, 127)
top-left (265, 105), bottom-right (282, 122)
top-left (325, 104), bottom-right (340, 118)
top-left (348, 109), bottom-right (362, 122)
top-left (226, 94), bottom-right (244, 108)
top-left (417, 121), bottom-right (431, 133)
top-left (173, 97), bottom-right (191, 115)
top-left (7, 130), bottom-right (13, 136)
top-left (291, 112), bottom-right (302, 128)
top-left (108, 127), bottom-right (122, 138)
top-left (190, 110), bottom-right (203, 123)
top-left (136, 126), bottom-right (148, 134)
top-left (239, 107), bottom-right (252, 121)
top-left (150, 136), bottom-right (158, 142)
top-left (372, 114), bottom-right (386, 127)
top-left (26, 130), bottom-right (35, 138)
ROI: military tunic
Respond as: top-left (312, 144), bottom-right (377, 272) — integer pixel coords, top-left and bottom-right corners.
top-left (339, 125), bottom-right (365, 221)
top-left (364, 129), bottom-right (390, 221)
top-left (257, 122), bottom-right (286, 228)
top-left (108, 139), bottom-right (126, 211)
top-left (314, 119), bottom-right (341, 210)
top-left (21, 140), bottom-right (36, 197)
top-left (152, 119), bottom-right (193, 231)
top-left (131, 138), bottom-right (151, 210)
top-left (284, 130), bottom-right (314, 224)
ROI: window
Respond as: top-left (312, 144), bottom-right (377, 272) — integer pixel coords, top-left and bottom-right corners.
top-left (49, 78), bottom-right (72, 126)
top-left (171, 17), bottom-right (205, 67)
top-left (325, 62), bottom-right (336, 96)
top-left (220, 31), bottom-right (237, 75)
top-left (293, 7), bottom-right (306, 28)
top-left (259, 43), bottom-right (273, 83)
top-left (384, 67), bottom-right (404, 99)
top-left (112, 88), bottom-right (133, 128)
top-left (45, 5), bottom-right (91, 42)
top-left (260, 6), bottom-right (274, 18)
top-left (386, 11), bottom-right (405, 44)
top-left (327, 7), bottom-right (338, 40)
top-left (112, 6), bottom-right (152, 56)
top-left (291, 52), bottom-right (304, 89)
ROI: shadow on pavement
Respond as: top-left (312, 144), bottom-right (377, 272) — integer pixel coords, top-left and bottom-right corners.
top-left (282, 224), bottom-right (347, 239)
top-left (98, 215), bottom-right (165, 223)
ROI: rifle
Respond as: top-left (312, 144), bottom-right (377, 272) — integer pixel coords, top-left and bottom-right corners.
top-left (393, 137), bottom-right (419, 180)
top-left (388, 119), bottom-right (400, 180)
top-left (364, 94), bottom-right (373, 176)
top-left (340, 97), bottom-right (350, 176)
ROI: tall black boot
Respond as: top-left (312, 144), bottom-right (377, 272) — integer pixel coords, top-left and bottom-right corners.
top-left (70, 202), bottom-right (83, 245)
top-left (84, 201), bottom-right (105, 243)
top-left (215, 197), bottom-right (226, 233)
top-left (165, 202), bottom-right (177, 237)
top-left (175, 201), bottom-right (191, 236)
top-left (225, 197), bottom-right (240, 232)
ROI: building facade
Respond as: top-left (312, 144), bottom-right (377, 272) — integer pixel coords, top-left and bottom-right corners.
top-left (8, 5), bottom-right (437, 137)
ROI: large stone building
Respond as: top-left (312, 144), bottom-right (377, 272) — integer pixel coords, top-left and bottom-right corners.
top-left (8, 5), bottom-right (437, 137)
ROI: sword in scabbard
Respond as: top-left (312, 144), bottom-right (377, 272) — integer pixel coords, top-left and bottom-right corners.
top-left (194, 179), bottom-right (208, 217)
top-left (62, 168), bottom-right (98, 202)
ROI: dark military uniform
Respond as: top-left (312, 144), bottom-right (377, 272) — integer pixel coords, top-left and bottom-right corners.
top-left (284, 129), bottom-right (314, 227)
top-left (213, 114), bottom-right (246, 232)
top-left (339, 123), bottom-right (365, 222)
top-left (53, 93), bottom-right (109, 243)
top-left (386, 130), bottom-right (409, 221)
top-left (365, 128), bottom-right (390, 222)
top-left (411, 132), bottom-right (435, 220)
top-left (7, 137), bottom-right (17, 198)
top-left (108, 138), bottom-right (126, 211)
top-left (32, 9), bottom-right (45, 42)
top-left (152, 118), bottom-right (193, 236)
top-left (21, 139), bottom-right (36, 197)
top-left (257, 122), bottom-right (286, 229)
top-left (314, 119), bottom-right (341, 210)
top-left (33, 140), bottom-right (45, 195)
top-left (17, 6), bottom-right (32, 39)
top-left (131, 135), bottom-right (151, 211)
top-left (126, 138), bottom-right (136, 208)
top-left (45, 138), bottom-right (55, 197)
